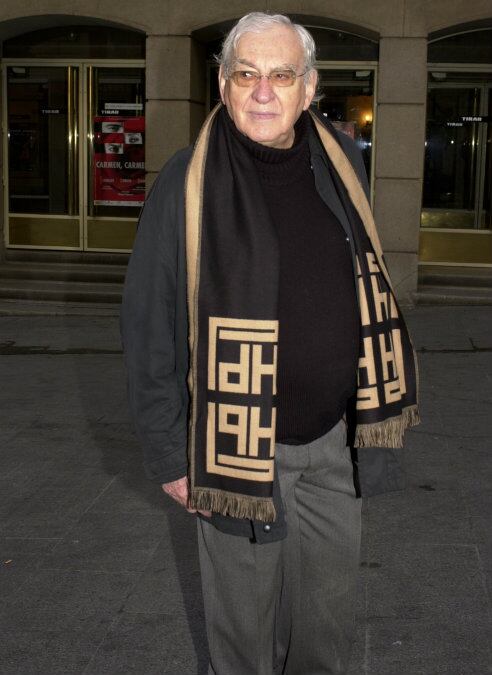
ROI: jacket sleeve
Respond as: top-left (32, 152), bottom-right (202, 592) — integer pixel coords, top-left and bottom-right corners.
top-left (120, 149), bottom-right (191, 485)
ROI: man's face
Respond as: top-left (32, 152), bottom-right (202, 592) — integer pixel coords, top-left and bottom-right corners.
top-left (219, 26), bottom-right (317, 149)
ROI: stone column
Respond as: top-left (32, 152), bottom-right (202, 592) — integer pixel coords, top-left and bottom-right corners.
top-left (145, 35), bottom-right (206, 190)
top-left (374, 37), bottom-right (428, 303)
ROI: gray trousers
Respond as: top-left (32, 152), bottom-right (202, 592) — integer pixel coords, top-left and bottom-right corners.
top-left (197, 419), bottom-right (362, 675)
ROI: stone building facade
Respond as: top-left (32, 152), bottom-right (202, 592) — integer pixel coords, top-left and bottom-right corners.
top-left (0, 1), bottom-right (491, 303)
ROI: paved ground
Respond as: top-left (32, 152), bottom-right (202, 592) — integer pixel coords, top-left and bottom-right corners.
top-left (0, 306), bottom-right (491, 675)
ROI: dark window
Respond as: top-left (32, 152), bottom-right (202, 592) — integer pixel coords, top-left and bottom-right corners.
top-left (308, 27), bottom-right (378, 61)
top-left (3, 25), bottom-right (145, 59)
top-left (204, 25), bottom-right (377, 62)
top-left (428, 28), bottom-right (492, 64)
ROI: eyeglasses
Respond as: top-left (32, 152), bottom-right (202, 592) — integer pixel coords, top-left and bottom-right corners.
top-left (229, 68), bottom-right (306, 88)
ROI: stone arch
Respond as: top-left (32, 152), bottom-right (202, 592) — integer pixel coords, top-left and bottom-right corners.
top-left (428, 16), bottom-right (492, 40)
top-left (190, 13), bottom-right (379, 44)
top-left (0, 13), bottom-right (147, 45)
top-left (191, 13), bottom-right (379, 72)
top-left (427, 18), bottom-right (492, 63)
top-left (165, 2), bottom-right (393, 38)
top-left (424, 13), bottom-right (492, 37)
top-left (0, 12), bottom-right (146, 255)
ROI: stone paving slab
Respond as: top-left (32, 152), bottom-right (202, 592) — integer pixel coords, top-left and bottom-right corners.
top-left (83, 612), bottom-right (208, 675)
top-left (365, 543), bottom-right (490, 620)
top-left (404, 305), bottom-right (492, 351)
top-left (0, 306), bottom-right (490, 674)
top-left (365, 616), bottom-right (492, 675)
top-left (0, 612), bottom-right (115, 675)
top-left (0, 315), bottom-right (122, 351)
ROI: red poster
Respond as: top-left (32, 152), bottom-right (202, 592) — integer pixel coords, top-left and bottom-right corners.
top-left (93, 116), bottom-right (145, 206)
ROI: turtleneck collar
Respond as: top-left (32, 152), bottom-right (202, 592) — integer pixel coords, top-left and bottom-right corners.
top-left (221, 106), bottom-right (312, 186)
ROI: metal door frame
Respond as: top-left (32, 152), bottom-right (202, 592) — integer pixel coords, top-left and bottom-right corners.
top-left (425, 77), bottom-right (489, 231)
top-left (421, 63), bottom-right (492, 266)
top-left (2, 58), bottom-right (145, 252)
top-left (315, 61), bottom-right (378, 209)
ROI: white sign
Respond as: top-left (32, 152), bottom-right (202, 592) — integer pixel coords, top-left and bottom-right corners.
top-left (104, 103), bottom-right (143, 111)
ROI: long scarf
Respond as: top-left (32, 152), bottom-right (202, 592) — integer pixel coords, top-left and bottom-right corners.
top-left (186, 104), bottom-right (419, 522)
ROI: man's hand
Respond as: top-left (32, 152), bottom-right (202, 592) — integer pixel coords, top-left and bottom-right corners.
top-left (161, 476), bottom-right (212, 517)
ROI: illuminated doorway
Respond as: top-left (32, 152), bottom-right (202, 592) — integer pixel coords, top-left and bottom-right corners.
top-left (420, 28), bottom-right (492, 265)
top-left (3, 26), bottom-right (145, 252)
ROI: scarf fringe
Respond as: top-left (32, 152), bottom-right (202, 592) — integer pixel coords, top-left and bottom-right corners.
top-left (354, 405), bottom-right (420, 449)
top-left (189, 488), bottom-right (277, 523)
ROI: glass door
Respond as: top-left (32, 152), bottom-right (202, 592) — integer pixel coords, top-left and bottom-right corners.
top-left (86, 66), bottom-right (145, 250)
top-left (6, 65), bottom-right (80, 247)
top-left (479, 86), bottom-right (492, 231)
top-left (420, 73), bottom-right (492, 265)
top-left (4, 62), bottom-right (145, 252)
top-left (423, 86), bottom-right (480, 229)
top-left (314, 67), bottom-right (375, 197)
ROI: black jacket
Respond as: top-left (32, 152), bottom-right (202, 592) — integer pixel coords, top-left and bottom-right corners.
top-left (120, 125), bottom-right (406, 544)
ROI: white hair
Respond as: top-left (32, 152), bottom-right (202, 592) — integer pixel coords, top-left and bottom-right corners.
top-left (217, 12), bottom-right (317, 82)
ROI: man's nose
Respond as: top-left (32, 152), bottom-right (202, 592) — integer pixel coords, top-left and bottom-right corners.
top-left (252, 75), bottom-right (275, 103)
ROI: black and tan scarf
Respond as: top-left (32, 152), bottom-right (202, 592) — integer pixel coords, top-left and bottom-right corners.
top-left (186, 104), bottom-right (419, 522)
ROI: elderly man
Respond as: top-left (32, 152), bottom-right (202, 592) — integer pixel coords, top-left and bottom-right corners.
top-left (121, 12), bottom-right (419, 675)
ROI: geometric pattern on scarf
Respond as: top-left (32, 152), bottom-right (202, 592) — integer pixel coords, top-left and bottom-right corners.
top-left (185, 104), bottom-right (419, 522)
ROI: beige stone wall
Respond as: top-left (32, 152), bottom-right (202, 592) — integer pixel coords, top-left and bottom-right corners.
top-left (0, 0), bottom-right (491, 294)
top-left (373, 37), bottom-right (427, 301)
top-left (2, 0), bottom-right (490, 35)
top-left (145, 35), bottom-right (206, 189)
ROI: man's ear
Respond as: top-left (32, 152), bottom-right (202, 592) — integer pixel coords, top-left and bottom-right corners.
top-left (218, 65), bottom-right (227, 104)
top-left (303, 69), bottom-right (318, 110)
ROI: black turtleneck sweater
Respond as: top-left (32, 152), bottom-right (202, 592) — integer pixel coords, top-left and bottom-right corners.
top-left (227, 112), bottom-right (360, 445)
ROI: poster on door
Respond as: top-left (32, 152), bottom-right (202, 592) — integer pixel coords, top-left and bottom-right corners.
top-left (93, 116), bottom-right (145, 206)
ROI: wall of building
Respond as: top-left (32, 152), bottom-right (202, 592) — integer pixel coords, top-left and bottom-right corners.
top-left (0, 0), bottom-right (491, 301)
